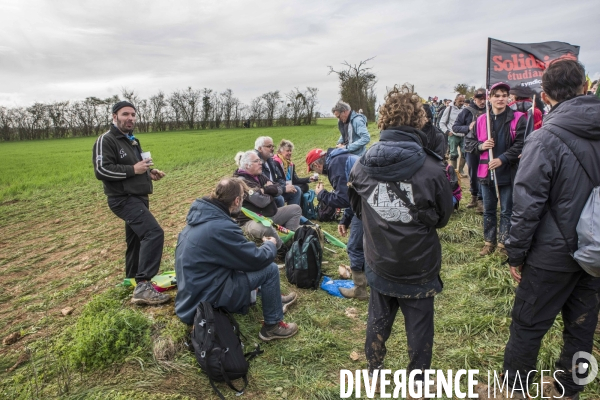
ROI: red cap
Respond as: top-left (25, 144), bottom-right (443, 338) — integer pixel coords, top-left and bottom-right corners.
top-left (490, 82), bottom-right (511, 93)
top-left (305, 148), bottom-right (324, 172)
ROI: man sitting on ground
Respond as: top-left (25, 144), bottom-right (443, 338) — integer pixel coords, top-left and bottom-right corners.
top-left (255, 136), bottom-right (301, 207)
top-left (174, 177), bottom-right (298, 341)
top-left (234, 150), bottom-right (302, 249)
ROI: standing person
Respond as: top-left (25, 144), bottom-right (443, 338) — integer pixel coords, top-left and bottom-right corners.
top-left (348, 84), bottom-right (453, 386)
top-left (174, 178), bottom-right (298, 341)
top-left (92, 101), bottom-right (169, 305)
top-left (306, 147), bottom-right (366, 299)
top-left (255, 136), bottom-right (301, 207)
top-left (453, 88), bottom-right (487, 212)
top-left (478, 60), bottom-right (600, 400)
top-left (465, 82), bottom-right (526, 256)
top-left (440, 94), bottom-right (466, 175)
top-left (333, 101), bottom-right (371, 156)
top-left (508, 86), bottom-right (543, 131)
top-left (421, 104), bottom-right (447, 159)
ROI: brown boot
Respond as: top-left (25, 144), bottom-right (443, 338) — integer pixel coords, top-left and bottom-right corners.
top-left (474, 383), bottom-right (527, 399)
top-left (459, 158), bottom-right (467, 177)
top-left (497, 243), bottom-right (508, 256)
top-left (542, 377), bottom-right (579, 399)
top-left (466, 196), bottom-right (478, 208)
top-left (339, 270), bottom-right (368, 300)
top-left (479, 242), bottom-right (496, 256)
top-left (476, 199), bottom-right (484, 214)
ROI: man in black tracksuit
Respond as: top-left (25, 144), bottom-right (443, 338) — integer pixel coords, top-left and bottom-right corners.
top-left (92, 101), bottom-right (169, 305)
top-left (348, 85), bottom-right (453, 386)
top-left (453, 88), bottom-right (487, 212)
top-left (492, 61), bottom-right (600, 400)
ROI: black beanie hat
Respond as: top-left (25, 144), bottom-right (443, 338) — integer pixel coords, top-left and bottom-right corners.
top-left (112, 101), bottom-right (136, 114)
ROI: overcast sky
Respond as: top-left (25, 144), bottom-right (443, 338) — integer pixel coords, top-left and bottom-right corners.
top-left (1, 0), bottom-right (598, 113)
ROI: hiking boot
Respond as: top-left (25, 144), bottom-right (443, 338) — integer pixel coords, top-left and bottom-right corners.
top-left (339, 270), bottom-right (368, 300)
top-left (474, 383), bottom-right (527, 399)
top-left (479, 242), bottom-right (496, 256)
top-left (466, 196), bottom-right (478, 208)
top-left (131, 281), bottom-right (170, 305)
top-left (476, 199), bottom-right (484, 214)
top-left (497, 243), bottom-right (508, 257)
top-left (259, 321), bottom-right (299, 341)
top-left (542, 377), bottom-right (579, 399)
top-left (282, 292), bottom-right (297, 314)
top-left (459, 158), bottom-right (467, 178)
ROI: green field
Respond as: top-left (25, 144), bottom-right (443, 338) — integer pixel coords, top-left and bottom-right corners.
top-left (0, 119), bottom-right (598, 399)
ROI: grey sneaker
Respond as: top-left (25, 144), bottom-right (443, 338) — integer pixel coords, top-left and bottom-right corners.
top-left (259, 321), bottom-right (298, 341)
top-left (282, 292), bottom-right (297, 314)
top-left (131, 281), bottom-right (170, 305)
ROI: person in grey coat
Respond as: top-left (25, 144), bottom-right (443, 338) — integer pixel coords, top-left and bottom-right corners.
top-left (439, 94), bottom-right (466, 175)
top-left (174, 178), bottom-right (298, 341)
top-left (333, 101), bottom-right (371, 156)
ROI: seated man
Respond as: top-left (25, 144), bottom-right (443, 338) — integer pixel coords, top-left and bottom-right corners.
top-left (174, 177), bottom-right (298, 341)
top-left (255, 136), bottom-right (301, 207)
top-left (234, 150), bottom-right (302, 249)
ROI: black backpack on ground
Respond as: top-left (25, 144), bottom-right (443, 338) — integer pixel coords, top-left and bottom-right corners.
top-left (285, 226), bottom-right (323, 289)
top-left (191, 302), bottom-right (263, 400)
top-left (316, 200), bottom-right (340, 222)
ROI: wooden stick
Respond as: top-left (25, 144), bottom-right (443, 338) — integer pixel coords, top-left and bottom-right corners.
top-left (485, 89), bottom-right (501, 203)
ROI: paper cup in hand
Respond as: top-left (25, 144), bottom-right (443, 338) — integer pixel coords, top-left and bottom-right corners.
top-left (141, 151), bottom-right (151, 160)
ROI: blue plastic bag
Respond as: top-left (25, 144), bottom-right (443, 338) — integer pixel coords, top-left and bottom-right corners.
top-left (320, 276), bottom-right (354, 298)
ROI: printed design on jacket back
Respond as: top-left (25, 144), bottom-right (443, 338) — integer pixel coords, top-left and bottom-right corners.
top-left (366, 182), bottom-right (414, 223)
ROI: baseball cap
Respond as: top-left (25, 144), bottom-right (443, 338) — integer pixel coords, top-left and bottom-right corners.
top-left (305, 148), bottom-right (325, 172)
top-left (490, 82), bottom-right (511, 93)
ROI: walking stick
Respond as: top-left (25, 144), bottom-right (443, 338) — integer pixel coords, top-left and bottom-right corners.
top-left (485, 89), bottom-right (501, 205)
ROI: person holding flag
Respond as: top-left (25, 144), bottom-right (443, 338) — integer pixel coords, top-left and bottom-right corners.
top-left (465, 82), bottom-right (526, 256)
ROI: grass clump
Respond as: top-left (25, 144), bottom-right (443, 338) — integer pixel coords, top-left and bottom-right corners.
top-left (57, 287), bottom-right (152, 371)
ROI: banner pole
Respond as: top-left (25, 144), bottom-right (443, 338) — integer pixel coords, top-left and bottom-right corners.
top-left (485, 89), bottom-right (500, 204)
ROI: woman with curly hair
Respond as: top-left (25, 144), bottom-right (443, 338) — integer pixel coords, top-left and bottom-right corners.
top-left (347, 84), bottom-right (453, 390)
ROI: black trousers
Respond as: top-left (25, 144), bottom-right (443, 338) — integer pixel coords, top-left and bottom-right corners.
top-left (503, 265), bottom-right (600, 396)
top-left (365, 288), bottom-right (435, 375)
top-left (107, 196), bottom-right (164, 282)
top-left (465, 151), bottom-right (481, 200)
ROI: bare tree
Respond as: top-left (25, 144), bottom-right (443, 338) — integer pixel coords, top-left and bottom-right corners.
top-left (262, 91), bottom-right (281, 127)
top-left (304, 87), bottom-right (319, 125)
top-left (328, 58), bottom-right (377, 120)
top-left (149, 91), bottom-right (168, 132)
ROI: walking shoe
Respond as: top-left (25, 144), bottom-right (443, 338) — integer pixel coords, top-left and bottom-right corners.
top-left (259, 321), bottom-right (298, 341)
top-left (479, 242), bottom-right (496, 256)
top-left (466, 197), bottom-right (478, 208)
top-left (496, 243), bottom-right (508, 256)
top-left (476, 199), bottom-right (484, 214)
top-left (474, 383), bottom-right (527, 399)
top-left (131, 281), bottom-right (170, 305)
top-left (281, 292), bottom-right (297, 314)
top-left (339, 270), bottom-right (368, 300)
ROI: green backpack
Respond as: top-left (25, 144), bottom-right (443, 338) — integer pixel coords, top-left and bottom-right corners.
top-left (285, 226), bottom-right (323, 289)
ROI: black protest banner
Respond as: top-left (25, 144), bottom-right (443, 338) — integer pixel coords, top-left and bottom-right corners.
top-left (486, 38), bottom-right (580, 94)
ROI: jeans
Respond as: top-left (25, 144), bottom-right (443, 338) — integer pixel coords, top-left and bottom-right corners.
top-left (282, 186), bottom-right (302, 206)
top-left (346, 216), bottom-right (365, 272)
top-left (246, 263), bottom-right (283, 325)
top-left (503, 265), bottom-right (600, 397)
top-left (107, 196), bottom-right (164, 282)
top-left (465, 152), bottom-right (481, 200)
top-left (480, 183), bottom-right (513, 245)
top-left (366, 287), bottom-right (435, 374)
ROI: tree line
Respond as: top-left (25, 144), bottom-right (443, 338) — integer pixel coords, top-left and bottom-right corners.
top-left (0, 87), bottom-right (319, 141)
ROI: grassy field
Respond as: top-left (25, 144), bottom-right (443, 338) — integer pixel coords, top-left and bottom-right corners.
top-left (0, 119), bottom-right (598, 399)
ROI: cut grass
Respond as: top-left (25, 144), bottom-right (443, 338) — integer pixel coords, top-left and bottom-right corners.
top-left (0, 119), bottom-right (599, 399)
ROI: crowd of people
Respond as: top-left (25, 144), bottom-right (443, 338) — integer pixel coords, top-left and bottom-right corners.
top-left (93, 59), bottom-right (600, 399)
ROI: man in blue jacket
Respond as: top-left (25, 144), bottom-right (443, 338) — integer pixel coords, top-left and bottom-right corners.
top-left (332, 101), bottom-right (371, 156)
top-left (174, 178), bottom-right (298, 341)
top-left (306, 148), bottom-right (366, 299)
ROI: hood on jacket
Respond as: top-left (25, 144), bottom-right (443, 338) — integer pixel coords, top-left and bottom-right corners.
top-left (545, 95), bottom-right (600, 141)
top-left (185, 198), bottom-right (229, 227)
top-left (350, 111), bottom-right (367, 125)
top-left (359, 127), bottom-right (426, 181)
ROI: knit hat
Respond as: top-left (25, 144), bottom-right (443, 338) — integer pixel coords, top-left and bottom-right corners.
top-left (112, 101), bottom-right (136, 114)
top-left (305, 148), bottom-right (325, 172)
